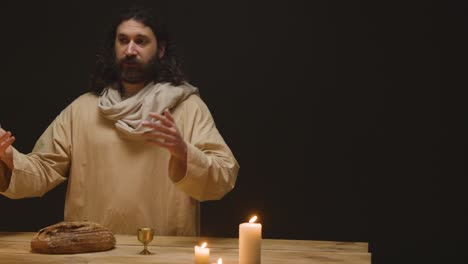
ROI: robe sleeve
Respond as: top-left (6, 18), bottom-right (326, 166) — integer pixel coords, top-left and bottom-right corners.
top-left (0, 105), bottom-right (72, 199)
top-left (168, 95), bottom-right (239, 201)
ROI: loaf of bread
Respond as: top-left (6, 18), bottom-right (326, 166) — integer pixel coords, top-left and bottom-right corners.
top-left (30, 221), bottom-right (116, 254)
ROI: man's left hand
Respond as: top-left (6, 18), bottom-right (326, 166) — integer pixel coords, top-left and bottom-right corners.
top-left (141, 109), bottom-right (187, 162)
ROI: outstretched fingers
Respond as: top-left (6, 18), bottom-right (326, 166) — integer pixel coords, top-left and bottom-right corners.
top-left (0, 132), bottom-right (15, 154)
top-left (163, 109), bottom-right (175, 123)
top-left (148, 112), bottom-right (174, 127)
top-left (143, 130), bottom-right (176, 142)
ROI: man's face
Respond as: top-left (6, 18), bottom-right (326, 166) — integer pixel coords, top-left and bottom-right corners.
top-left (114, 19), bottom-right (161, 84)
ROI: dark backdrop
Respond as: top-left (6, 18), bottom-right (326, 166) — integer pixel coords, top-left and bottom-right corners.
top-left (0, 1), bottom-right (466, 263)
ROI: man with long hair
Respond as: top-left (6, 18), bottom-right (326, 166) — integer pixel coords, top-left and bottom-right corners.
top-left (0, 6), bottom-right (239, 236)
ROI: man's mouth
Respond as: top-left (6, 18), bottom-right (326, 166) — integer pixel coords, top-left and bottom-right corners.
top-left (123, 62), bottom-right (138, 67)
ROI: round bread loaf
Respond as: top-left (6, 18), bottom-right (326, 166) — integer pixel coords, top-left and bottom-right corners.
top-left (30, 221), bottom-right (116, 254)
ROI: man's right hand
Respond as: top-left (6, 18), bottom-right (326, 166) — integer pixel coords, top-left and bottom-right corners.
top-left (0, 128), bottom-right (15, 171)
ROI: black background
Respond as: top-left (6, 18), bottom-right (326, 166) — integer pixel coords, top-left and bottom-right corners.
top-left (0, 1), bottom-right (467, 263)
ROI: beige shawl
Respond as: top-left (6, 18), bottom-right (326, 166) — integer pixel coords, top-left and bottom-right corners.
top-left (98, 82), bottom-right (198, 139)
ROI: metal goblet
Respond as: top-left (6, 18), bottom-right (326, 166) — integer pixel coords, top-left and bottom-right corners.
top-left (137, 227), bottom-right (154, 255)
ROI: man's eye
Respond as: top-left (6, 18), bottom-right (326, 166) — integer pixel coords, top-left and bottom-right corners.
top-left (135, 39), bottom-right (147, 45)
top-left (118, 38), bottom-right (129, 44)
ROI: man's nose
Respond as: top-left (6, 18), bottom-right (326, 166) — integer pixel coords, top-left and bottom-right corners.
top-left (124, 41), bottom-right (138, 56)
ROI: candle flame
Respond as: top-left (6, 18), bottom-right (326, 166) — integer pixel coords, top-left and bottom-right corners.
top-left (218, 258), bottom-right (223, 264)
top-left (201, 242), bottom-right (207, 248)
top-left (249, 215), bottom-right (258, 223)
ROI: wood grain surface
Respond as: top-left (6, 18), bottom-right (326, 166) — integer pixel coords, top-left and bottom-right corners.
top-left (0, 232), bottom-right (370, 264)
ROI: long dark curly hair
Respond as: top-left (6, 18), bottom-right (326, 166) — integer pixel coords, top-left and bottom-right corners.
top-left (90, 6), bottom-right (187, 95)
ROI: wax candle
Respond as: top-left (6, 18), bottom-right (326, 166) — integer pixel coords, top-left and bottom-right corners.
top-left (194, 242), bottom-right (210, 264)
top-left (212, 258), bottom-right (222, 264)
top-left (239, 216), bottom-right (262, 264)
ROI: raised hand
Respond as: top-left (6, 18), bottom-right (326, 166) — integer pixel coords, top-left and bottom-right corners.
top-left (0, 127), bottom-right (15, 170)
top-left (141, 109), bottom-right (187, 162)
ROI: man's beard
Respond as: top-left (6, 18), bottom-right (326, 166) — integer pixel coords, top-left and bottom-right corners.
top-left (115, 55), bottom-right (159, 84)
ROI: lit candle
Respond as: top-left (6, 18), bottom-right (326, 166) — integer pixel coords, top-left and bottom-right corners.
top-left (212, 258), bottom-right (223, 264)
top-left (239, 216), bottom-right (262, 264)
top-left (194, 242), bottom-right (210, 264)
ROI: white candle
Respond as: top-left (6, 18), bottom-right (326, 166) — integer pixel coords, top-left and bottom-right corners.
top-left (212, 258), bottom-right (223, 264)
top-left (194, 242), bottom-right (210, 264)
top-left (239, 216), bottom-right (262, 264)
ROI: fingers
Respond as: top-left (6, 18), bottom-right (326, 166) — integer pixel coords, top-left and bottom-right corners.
top-left (143, 111), bottom-right (179, 136)
top-left (142, 131), bottom-right (176, 142)
top-left (2, 136), bottom-right (15, 147)
top-left (148, 112), bottom-right (173, 127)
top-left (0, 131), bottom-right (12, 141)
top-left (0, 137), bottom-right (15, 148)
top-left (145, 138), bottom-right (175, 148)
top-left (0, 132), bottom-right (15, 153)
top-left (141, 121), bottom-right (176, 135)
top-left (142, 110), bottom-right (184, 156)
top-left (163, 109), bottom-right (175, 122)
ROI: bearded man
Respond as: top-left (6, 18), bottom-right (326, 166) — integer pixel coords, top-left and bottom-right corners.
top-left (0, 6), bottom-right (239, 236)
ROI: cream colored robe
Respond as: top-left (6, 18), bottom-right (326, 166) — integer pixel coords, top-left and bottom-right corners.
top-left (0, 93), bottom-right (239, 235)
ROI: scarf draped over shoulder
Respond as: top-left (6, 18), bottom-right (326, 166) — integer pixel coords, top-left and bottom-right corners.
top-left (98, 82), bottom-right (199, 139)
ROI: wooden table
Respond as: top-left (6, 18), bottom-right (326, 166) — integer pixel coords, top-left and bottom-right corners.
top-left (0, 232), bottom-right (370, 263)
